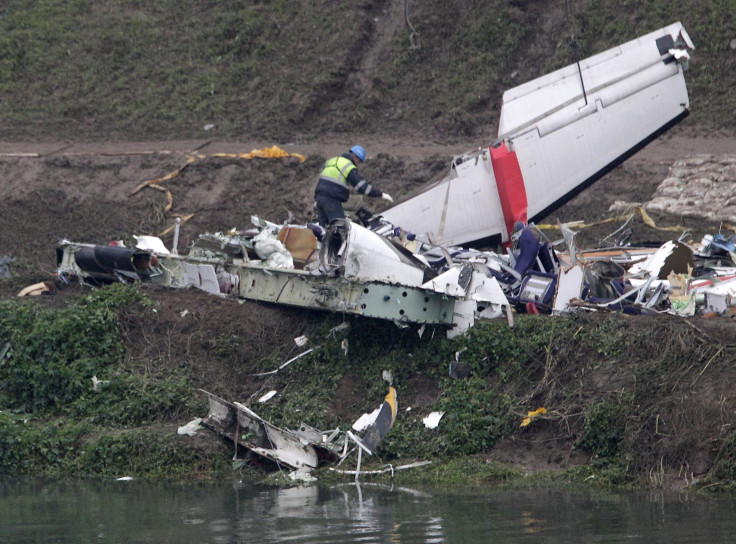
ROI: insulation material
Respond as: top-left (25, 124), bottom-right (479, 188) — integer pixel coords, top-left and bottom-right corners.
top-left (253, 229), bottom-right (294, 269)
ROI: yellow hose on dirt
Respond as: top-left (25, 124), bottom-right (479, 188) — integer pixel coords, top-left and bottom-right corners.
top-left (212, 145), bottom-right (306, 162)
top-left (536, 207), bottom-right (688, 233)
top-left (129, 146), bottom-right (307, 232)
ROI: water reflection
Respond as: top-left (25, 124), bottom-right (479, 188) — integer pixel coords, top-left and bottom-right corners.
top-left (2, 476), bottom-right (736, 543)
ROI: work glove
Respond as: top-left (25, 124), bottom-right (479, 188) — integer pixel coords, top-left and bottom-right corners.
top-left (381, 193), bottom-right (394, 203)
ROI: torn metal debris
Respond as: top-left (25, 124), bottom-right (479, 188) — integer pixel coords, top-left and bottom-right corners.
top-left (355, 386), bottom-right (397, 455)
top-left (200, 389), bottom-right (329, 471)
top-left (54, 208), bottom-right (736, 335)
top-left (200, 384), bottom-right (401, 478)
top-left (49, 23), bottom-right (725, 334)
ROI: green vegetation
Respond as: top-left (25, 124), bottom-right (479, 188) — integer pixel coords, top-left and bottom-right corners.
top-left (2, 285), bottom-right (735, 491)
top-left (0, 284), bottom-right (142, 413)
top-left (576, 397), bottom-right (632, 461)
top-left (1, 0), bottom-right (736, 491)
top-left (0, 285), bottom-right (226, 480)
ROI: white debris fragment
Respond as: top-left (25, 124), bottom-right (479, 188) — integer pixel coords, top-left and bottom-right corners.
top-left (329, 322), bottom-right (350, 336)
top-left (352, 408), bottom-right (380, 432)
top-left (288, 469), bottom-right (317, 483)
top-left (177, 417), bottom-right (203, 436)
top-left (181, 262), bottom-right (222, 295)
top-left (668, 48), bottom-right (690, 61)
top-left (267, 251), bottom-right (294, 269)
top-left (448, 300), bottom-right (476, 339)
top-left (258, 390), bottom-right (277, 403)
top-left (91, 375), bottom-right (109, 392)
top-left (294, 335), bottom-right (308, 347)
top-left (553, 264), bottom-right (585, 314)
top-left (422, 266), bottom-right (467, 297)
top-left (252, 229), bottom-right (294, 268)
top-left (423, 411), bottom-right (445, 429)
top-left (252, 229), bottom-right (281, 258)
top-left (133, 235), bottom-right (170, 255)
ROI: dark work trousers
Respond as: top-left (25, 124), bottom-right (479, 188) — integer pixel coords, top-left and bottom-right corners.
top-left (315, 194), bottom-right (346, 227)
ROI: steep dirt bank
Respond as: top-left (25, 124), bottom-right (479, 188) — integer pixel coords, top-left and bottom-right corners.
top-left (2, 0), bottom-right (736, 490)
top-left (2, 129), bottom-right (736, 490)
top-left (2, 127), bottom-right (734, 287)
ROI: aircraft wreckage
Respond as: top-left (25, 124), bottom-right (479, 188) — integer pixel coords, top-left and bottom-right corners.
top-left (194, 385), bottom-right (413, 479)
top-left (51, 23), bottom-right (726, 337)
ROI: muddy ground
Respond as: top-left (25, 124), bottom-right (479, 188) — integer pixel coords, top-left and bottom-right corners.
top-left (2, 128), bottom-right (734, 282)
top-left (2, 126), bottom-right (736, 487)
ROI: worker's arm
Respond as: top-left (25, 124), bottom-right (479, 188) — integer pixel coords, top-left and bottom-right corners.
top-left (346, 169), bottom-right (383, 198)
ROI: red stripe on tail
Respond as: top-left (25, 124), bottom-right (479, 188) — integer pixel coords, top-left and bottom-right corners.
top-left (490, 142), bottom-right (527, 242)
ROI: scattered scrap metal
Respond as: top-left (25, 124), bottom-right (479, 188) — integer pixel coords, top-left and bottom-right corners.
top-left (50, 207), bottom-right (736, 340)
top-left (199, 384), bottom-right (405, 481)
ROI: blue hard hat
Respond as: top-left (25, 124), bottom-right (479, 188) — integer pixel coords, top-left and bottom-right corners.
top-left (349, 145), bottom-right (366, 161)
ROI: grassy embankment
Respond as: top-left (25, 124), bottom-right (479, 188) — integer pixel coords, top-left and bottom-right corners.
top-left (1, 0), bottom-right (736, 491)
top-left (0, 1), bottom-right (733, 141)
top-left (2, 285), bottom-right (736, 491)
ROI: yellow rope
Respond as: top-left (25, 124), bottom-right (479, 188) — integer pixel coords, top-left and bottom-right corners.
top-left (537, 207), bottom-right (689, 232)
top-left (130, 145), bottom-right (307, 227)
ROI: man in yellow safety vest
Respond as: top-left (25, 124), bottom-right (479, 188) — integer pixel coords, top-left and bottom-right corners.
top-left (313, 145), bottom-right (393, 227)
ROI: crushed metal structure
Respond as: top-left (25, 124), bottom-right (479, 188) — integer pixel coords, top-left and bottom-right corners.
top-left (51, 23), bottom-right (724, 337)
top-left (200, 385), bottom-right (402, 479)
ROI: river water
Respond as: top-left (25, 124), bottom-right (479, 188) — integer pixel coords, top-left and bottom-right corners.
top-left (2, 476), bottom-right (736, 543)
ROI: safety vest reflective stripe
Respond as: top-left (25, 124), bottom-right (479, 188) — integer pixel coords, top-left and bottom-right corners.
top-left (354, 179), bottom-right (374, 194)
top-left (320, 157), bottom-right (355, 187)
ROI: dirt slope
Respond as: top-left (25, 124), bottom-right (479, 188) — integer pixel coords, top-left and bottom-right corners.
top-left (1, 130), bottom-right (734, 490)
top-left (2, 130), bottom-right (733, 292)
